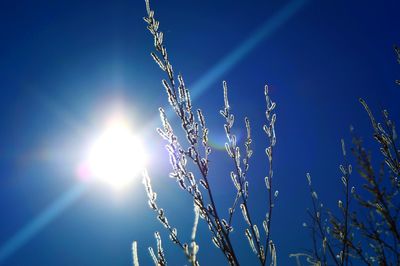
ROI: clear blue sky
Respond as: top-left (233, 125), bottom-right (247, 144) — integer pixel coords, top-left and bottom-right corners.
top-left (0, 0), bottom-right (399, 265)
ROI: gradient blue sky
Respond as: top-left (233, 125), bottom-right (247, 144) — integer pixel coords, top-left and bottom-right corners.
top-left (0, 0), bottom-right (399, 265)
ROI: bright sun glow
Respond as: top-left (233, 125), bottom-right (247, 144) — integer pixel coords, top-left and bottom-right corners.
top-left (87, 115), bottom-right (147, 190)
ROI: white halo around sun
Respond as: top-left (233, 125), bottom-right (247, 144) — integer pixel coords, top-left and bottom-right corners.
top-left (86, 115), bottom-right (147, 190)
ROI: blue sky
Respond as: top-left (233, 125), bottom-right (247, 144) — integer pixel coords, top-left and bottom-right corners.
top-left (0, 0), bottom-right (399, 265)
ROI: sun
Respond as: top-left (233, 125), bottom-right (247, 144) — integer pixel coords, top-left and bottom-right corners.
top-left (86, 115), bottom-right (147, 190)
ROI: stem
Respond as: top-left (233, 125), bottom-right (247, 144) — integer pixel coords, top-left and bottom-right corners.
top-left (264, 147), bottom-right (274, 266)
top-left (195, 155), bottom-right (240, 266)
